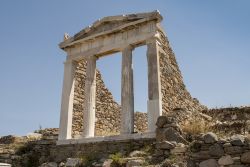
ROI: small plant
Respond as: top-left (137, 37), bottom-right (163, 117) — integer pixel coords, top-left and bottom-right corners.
top-left (168, 154), bottom-right (177, 163)
top-left (141, 145), bottom-right (153, 155)
top-left (80, 152), bottom-right (97, 166)
top-left (141, 160), bottom-right (150, 166)
top-left (109, 152), bottom-right (124, 166)
top-left (26, 154), bottom-right (40, 167)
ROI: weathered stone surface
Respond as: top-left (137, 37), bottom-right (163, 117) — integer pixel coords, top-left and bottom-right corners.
top-left (241, 151), bottom-right (250, 164)
top-left (157, 127), bottom-right (188, 144)
top-left (126, 159), bottom-right (145, 167)
top-left (208, 143), bottom-right (224, 157)
top-left (129, 150), bottom-right (147, 157)
top-left (0, 163), bottom-right (11, 167)
top-left (218, 155), bottom-right (234, 166)
top-left (0, 135), bottom-right (23, 144)
top-left (154, 149), bottom-right (164, 157)
top-left (231, 135), bottom-right (245, 146)
top-left (202, 107), bottom-right (250, 135)
top-left (190, 141), bottom-right (202, 152)
top-left (102, 159), bottom-right (113, 167)
top-left (156, 141), bottom-right (175, 150)
top-left (224, 146), bottom-right (243, 154)
top-left (191, 151), bottom-right (211, 160)
top-left (65, 158), bottom-right (81, 167)
top-left (223, 142), bottom-right (232, 147)
top-left (156, 116), bottom-right (168, 128)
top-left (40, 162), bottom-right (58, 167)
top-left (170, 144), bottom-right (187, 154)
top-left (203, 132), bottom-right (218, 144)
top-left (199, 159), bottom-right (219, 167)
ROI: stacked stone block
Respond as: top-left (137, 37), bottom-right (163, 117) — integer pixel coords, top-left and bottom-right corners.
top-left (188, 132), bottom-right (250, 166)
top-left (158, 31), bottom-right (206, 114)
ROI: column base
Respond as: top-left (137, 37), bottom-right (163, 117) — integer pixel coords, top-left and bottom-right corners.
top-left (57, 132), bottom-right (156, 145)
top-left (147, 99), bottom-right (162, 133)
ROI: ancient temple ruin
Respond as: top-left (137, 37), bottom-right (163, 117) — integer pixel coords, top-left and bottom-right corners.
top-left (57, 11), bottom-right (205, 145)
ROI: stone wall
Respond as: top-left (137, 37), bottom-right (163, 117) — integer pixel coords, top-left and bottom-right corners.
top-left (0, 134), bottom-right (155, 167)
top-left (201, 107), bottom-right (250, 135)
top-left (1, 115), bottom-right (250, 167)
top-left (158, 30), bottom-right (206, 114)
top-left (73, 60), bottom-right (120, 136)
top-left (188, 133), bottom-right (250, 166)
top-left (72, 60), bottom-right (147, 136)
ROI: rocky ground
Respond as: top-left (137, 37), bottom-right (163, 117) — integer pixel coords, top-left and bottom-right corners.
top-left (1, 107), bottom-right (250, 167)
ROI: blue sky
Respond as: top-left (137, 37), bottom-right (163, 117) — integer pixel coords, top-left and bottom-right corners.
top-left (0, 0), bottom-right (249, 136)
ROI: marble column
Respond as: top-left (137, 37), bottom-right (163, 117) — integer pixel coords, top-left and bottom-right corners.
top-left (147, 38), bottom-right (162, 133)
top-left (58, 59), bottom-right (76, 140)
top-left (121, 45), bottom-right (134, 134)
top-left (82, 56), bottom-right (97, 138)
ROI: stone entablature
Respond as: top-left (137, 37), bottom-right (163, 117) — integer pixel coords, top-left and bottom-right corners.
top-left (59, 11), bottom-right (162, 59)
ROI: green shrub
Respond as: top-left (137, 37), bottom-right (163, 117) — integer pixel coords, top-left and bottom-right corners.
top-left (109, 152), bottom-right (124, 166)
top-left (80, 153), bottom-right (97, 167)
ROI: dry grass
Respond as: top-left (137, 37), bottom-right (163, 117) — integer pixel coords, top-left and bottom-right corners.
top-left (181, 116), bottom-right (212, 135)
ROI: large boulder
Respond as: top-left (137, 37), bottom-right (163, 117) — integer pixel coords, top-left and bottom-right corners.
top-left (156, 127), bottom-right (188, 144)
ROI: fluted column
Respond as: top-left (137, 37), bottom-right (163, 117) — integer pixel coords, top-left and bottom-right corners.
top-left (58, 59), bottom-right (77, 140)
top-left (147, 38), bottom-right (162, 132)
top-left (82, 56), bottom-right (97, 138)
top-left (121, 45), bottom-right (134, 134)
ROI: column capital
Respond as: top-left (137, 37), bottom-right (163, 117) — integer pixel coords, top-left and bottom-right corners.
top-left (86, 55), bottom-right (98, 61)
top-left (146, 37), bottom-right (161, 45)
top-left (64, 58), bottom-right (77, 65)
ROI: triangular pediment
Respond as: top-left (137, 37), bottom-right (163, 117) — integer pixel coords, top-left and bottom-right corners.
top-left (74, 19), bottom-right (136, 41)
top-left (60, 10), bottom-right (162, 49)
top-left (74, 10), bottom-right (162, 41)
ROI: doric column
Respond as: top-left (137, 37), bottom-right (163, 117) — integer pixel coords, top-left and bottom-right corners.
top-left (82, 56), bottom-right (97, 138)
top-left (147, 38), bottom-right (162, 133)
top-left (121, 45), bottom-right (134, 134)
top-left (58, 59), bottom-right (77, 140)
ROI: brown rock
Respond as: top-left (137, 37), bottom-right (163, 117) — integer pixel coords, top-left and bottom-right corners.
top-left (199, 159), bottom-right (219, 167)
top-left (241, 151), bottom-right (250, 164)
